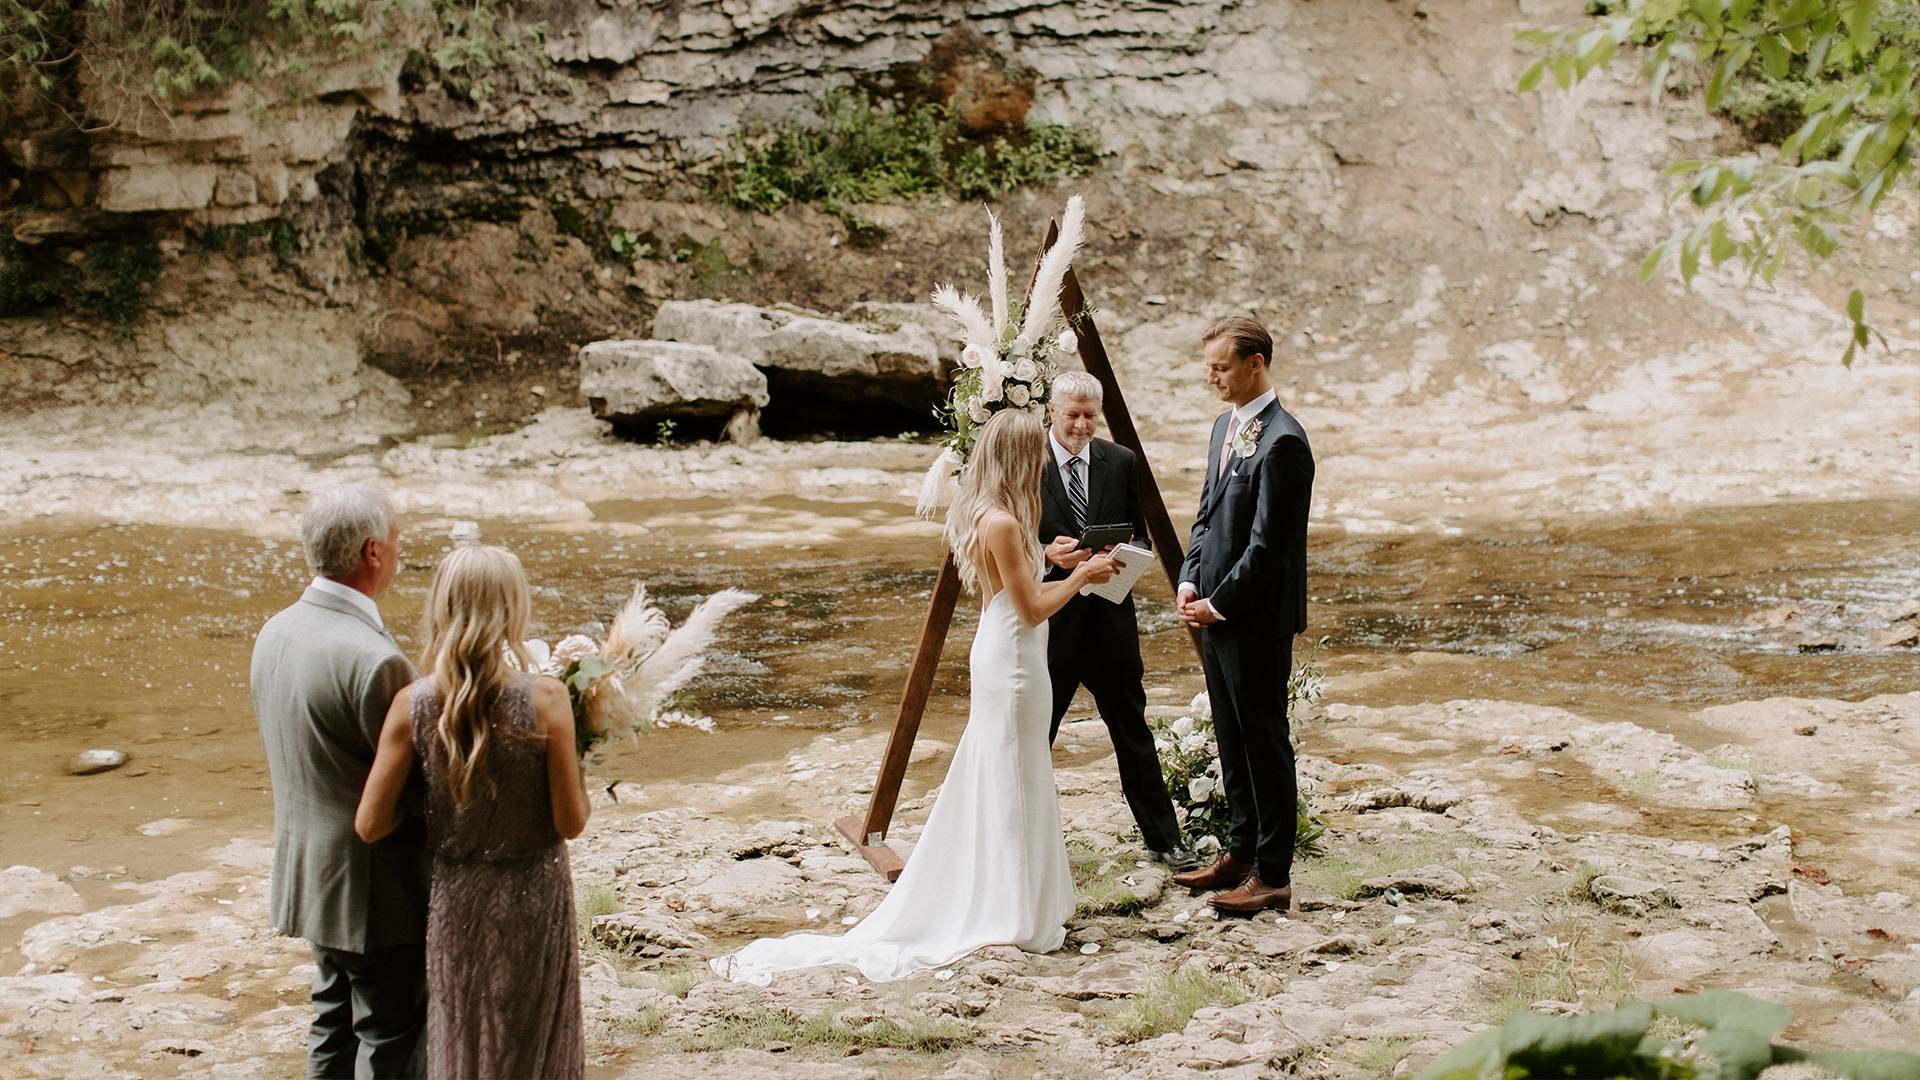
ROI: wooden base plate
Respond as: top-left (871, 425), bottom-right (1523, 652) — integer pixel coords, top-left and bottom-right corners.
top-left (834, 814), bottom-right (904, 882)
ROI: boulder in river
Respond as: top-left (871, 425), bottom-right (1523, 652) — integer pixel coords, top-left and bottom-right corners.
top-left (65, 749), bottom-right (128, 776)
top-left (651, 300), bottom-right (945, 434)
top-left (578, 339), bottom-right (768, 441)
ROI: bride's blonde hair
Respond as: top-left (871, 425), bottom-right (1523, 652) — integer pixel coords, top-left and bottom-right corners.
top-left (419, 545), bottom-right (535, 809)
top-left (944, 408), bottom-right (1046, 593)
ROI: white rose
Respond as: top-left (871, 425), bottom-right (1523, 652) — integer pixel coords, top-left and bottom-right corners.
top-left (520, 638), bottom-right (552, 672)
top-left (1188, 776), bottom-right (1215, 802)
top-left (1010, 358), bottom-right (1037, 383)
top-left (960, 343), bottom-right (992, 370)
top-left (552, 634), bottom-right (600, 667)
top-left (1057, 329), bottom-right (1078, 354)
top-left (1180, 733), bottom-right (1207, 755)
top-left (1170, 716), bottom-right (1196, 738)
top-left (1195, 834), bottom-right (1222, 854)
top-left (968, 397), bottom-right (992, 423)
top-left (1005, 382), bottom-right (1031, 408)
top-left (1189, 691), bottom-right (1210, 716)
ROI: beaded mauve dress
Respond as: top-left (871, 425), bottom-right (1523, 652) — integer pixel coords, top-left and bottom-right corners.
top-left (411, 673), bottom-right (583, 1080)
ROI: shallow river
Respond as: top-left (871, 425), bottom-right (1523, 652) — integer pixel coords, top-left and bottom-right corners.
top-left (2, 495), bottom-right (1914, 957)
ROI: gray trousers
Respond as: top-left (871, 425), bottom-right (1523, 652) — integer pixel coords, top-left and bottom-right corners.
top-left (309, 942), bottom-right (427, 1079)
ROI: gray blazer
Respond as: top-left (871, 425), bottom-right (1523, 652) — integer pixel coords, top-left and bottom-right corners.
top-left (251, 586), bottom-right (425, 953)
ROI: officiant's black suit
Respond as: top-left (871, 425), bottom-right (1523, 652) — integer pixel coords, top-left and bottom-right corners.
top-left (1180, 399), bottom-right (1313, 887)
top-left (1039, 437), bottom-right (1184, 855)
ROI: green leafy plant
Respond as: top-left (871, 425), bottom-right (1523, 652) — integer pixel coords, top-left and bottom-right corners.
top-left (80, 237), bottom-right (161, 326)
top-left (716, 88), bottom-right (1103, 224)
top-left (608, 228), bottom-right (654, 263)
top-left (1418, 990), bottom-right (1920, 1080)
top-left (1518, 0), bottom-right (1917, 363)
top-left (653, 418), bottom-right (678, 448)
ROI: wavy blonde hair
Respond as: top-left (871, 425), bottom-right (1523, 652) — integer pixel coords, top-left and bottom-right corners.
top-left (944, 408), bottom-right (1046, 593)
top-left (419, 545), bottom-right (535, 809)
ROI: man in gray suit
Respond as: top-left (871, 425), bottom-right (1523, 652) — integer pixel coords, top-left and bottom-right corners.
top-left (252, 485), bottom-right (426, 1078)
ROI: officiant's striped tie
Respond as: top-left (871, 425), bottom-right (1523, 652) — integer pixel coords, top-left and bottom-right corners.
top-left (1065, 456), bottom-right (1088, 532)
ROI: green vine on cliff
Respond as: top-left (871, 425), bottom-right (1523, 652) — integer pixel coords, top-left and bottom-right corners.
top-left (0, 0), bottom-right (561, 132)
top-left (715, 89), bottom-right (1105, 224)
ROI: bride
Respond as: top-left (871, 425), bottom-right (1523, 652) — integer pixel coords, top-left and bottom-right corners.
top-left (712, 408), bottom-right (1118, 984)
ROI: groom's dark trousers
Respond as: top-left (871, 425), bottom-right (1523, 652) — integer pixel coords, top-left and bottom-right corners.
top-left (1039, 437), bottom-right (1184, 854)
top-left (1180, 399), bottom-right (1314, 887)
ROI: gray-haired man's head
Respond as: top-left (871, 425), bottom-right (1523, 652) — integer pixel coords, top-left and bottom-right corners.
top-left (300, 485), bottom-right (400, 596)
top-left (1048, 371), bottom-right (1103, 456)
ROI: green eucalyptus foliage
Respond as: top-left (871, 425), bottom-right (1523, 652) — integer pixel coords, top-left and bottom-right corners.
top-left (1417, 990), bottom-right (1920, 1080)
top-left (1519, 0), bottom-right (1916, 363)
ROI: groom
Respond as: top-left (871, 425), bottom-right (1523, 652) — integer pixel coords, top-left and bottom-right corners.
top-left (1172, 316), bottom-right (1314, 916)
top-left (252, 484), bottom-right (427, 1077)
top-left (1039, 371), bottom-right (1198, 872)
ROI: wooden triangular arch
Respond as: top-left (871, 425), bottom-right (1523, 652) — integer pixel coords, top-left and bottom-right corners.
top-left (834, 219), bottom-right (1206, 880)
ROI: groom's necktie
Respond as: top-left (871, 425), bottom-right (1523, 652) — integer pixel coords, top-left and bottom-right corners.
top-left (1065, 456), bottom-right (1088, 532)
top-left (1218, 415), bottom-right (1241, 478)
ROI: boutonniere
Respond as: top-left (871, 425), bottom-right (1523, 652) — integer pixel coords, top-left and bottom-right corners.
top-left (1231, 418), bottom-right (1263, 459)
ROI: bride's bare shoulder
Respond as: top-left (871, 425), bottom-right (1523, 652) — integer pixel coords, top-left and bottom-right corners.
top-left (978, 508), bottom-right (1017, 536)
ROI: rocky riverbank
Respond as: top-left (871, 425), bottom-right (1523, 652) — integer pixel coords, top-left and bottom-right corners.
top-left (5, 683), bottom-right (1916, 1078)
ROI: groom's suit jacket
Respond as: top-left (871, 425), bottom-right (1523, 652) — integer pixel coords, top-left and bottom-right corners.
top-left (251, 586), bottom-right (425, 954)
top-left (1180, 398), bottom-right (1313, 636)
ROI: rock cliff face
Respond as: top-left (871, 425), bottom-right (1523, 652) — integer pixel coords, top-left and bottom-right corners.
top-left (1, 0), bottom-right (1915, 452)
top-left (1, 0), bottom-right (1259, 428)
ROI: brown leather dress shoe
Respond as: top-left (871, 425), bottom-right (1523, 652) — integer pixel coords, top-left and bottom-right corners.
top-left (1207, 875), bottom-right (1292, 916)
top-left (1171, 852), bottom-right (1251, 894)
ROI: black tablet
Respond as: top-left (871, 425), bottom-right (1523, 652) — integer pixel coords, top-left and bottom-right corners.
top-left (1075, 523), bottom-right (1134, 550)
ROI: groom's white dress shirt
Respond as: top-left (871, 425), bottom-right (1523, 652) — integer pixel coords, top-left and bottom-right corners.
top-left (310, 576), bottom-right (386, 631)
top-left (1179, 388), bottom-right (1278, 621)
top-left (1049, 431), bottom-right (1093, 508)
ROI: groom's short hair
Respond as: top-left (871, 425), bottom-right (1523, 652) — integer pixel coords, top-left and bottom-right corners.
top-left (300, 485), bottom-right (395, 579)
top-left (1202, 316), bottom-right (1272, 367)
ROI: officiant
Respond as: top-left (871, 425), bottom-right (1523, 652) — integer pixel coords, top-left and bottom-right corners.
top-left (1040, 372), bottom-right (1198, 872)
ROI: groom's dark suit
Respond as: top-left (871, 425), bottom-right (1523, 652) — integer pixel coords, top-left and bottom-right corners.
top-left (1039, 436), bottom-right (1184, 855)
top-left (1180, 397), bottom-right (1313, 887)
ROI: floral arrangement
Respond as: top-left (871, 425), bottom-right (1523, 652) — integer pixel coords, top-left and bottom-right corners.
top-left (914, 195), bottom-right (1088, 518)
top-left (521, 584), bottom-right (758, 758)
top-left (1152, 641), bottom-right (1328, 857)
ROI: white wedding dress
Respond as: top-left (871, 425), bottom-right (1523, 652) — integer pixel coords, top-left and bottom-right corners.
top-left (711, 555), bottom-right (1074, 984)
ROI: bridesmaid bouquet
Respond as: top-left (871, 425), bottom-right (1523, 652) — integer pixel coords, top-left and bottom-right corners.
top-left (521, 585), bottom-right (758, 757)
top-left (914, 195), bottom-right (1088, 518)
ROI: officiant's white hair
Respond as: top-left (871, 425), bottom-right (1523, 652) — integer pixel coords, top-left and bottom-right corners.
top-left (300, 484), bottom-right (395, 578)
top-left (1051, 371), bottom-right (1102, 403)
top-left (944, 409), bottom-right (1045, 594)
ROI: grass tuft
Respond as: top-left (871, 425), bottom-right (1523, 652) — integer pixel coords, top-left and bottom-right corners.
top-left (673, 1004), bottom-right (974, 1054)
top-left (1295, 836), bottom-right (1478, 902)
top-left (1070, 843), bottom-right (1152, 918)
top-left (1110, 970), bottom-right (1250, 1044)
top-left (1353, 1035), bottom-right (1415, 1074)
top-left (1481, 910), bottom-right (1640, 1024)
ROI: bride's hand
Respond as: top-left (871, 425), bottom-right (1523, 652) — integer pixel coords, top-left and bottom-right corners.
top-left (1075, 552), bottom-right (1119, 585)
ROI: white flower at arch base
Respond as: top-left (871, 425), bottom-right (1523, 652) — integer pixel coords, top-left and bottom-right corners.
top-left (1150, 642), bottom-right (1330, 856)
top-left (914, 196), bottom-right (1090, 519)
